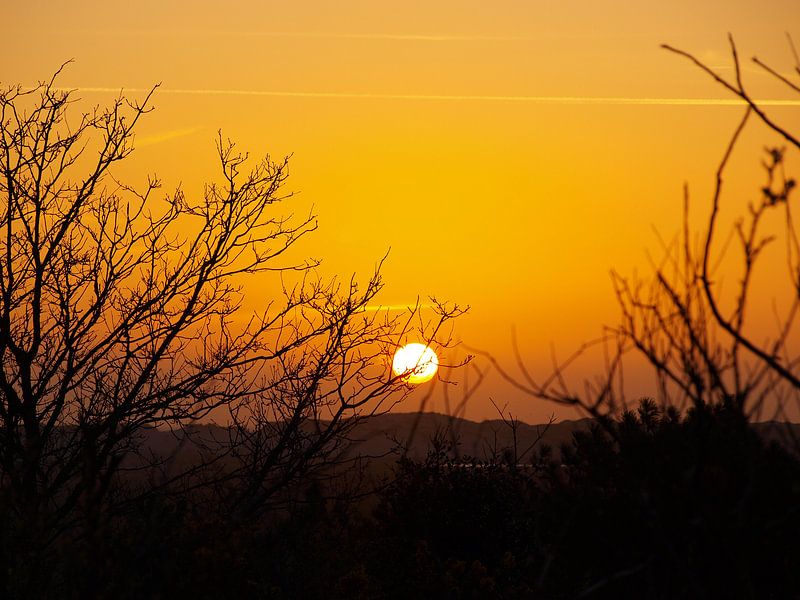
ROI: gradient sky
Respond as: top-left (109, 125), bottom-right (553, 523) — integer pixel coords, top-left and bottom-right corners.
top-left (4, 1), bottom-right (800, 422)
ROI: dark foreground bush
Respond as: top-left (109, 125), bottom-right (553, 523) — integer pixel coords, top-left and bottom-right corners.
top-left (9, 399), bottom-right (800, 599)
top-left (368, 400), bottom-right (800, 599)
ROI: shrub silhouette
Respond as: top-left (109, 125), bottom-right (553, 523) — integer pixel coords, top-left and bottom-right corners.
top-left (543, 400), bottom-right (800, 597)
top-left (371, 437), bottom-right (543, 598)
top-left (6, 399), bottom-right (795, 599)
top-left (367, 399), bottom-right (800, 599)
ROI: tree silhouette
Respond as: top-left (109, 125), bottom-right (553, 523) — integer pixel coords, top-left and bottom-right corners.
top-left (474, 36), bottom-right (800, 427)
top-left (445, 39), bottom-right (800, 596)
top-left (0, 66), bottom-right (463, 597)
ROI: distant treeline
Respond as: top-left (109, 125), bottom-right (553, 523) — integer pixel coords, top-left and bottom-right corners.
top-left (5, 398), bottom-right (798, 599)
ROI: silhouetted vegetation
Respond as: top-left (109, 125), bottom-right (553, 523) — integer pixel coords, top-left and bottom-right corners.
top-left (9, 400), bottom-right (796, 599)
top-left (0, 67), bottom-right (463, 598)
top-left (476, 35), bottom-right (800, 431)
top-left (3, 36), bottom-right (800, 599)
top-left (367, 401), bottom-right (800, 598)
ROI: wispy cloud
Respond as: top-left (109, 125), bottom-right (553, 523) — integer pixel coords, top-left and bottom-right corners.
top-left (360, 303), bottom-right (435, 313)
top-left (135, 126), bottom-right (202, 148)
top-left (57, 87), bottom-right (800, 106)
top-left (247, 32), bottom-right (534, 42)
top-left (72, 30), bottom-right (642, 42)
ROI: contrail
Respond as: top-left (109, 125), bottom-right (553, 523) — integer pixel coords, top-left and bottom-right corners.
top-left (236, 32), bottom-right (536, 41)
top-left (71, 30), bottom-right (641, 42)
top-left (53, 87), bottom-right (800, 106)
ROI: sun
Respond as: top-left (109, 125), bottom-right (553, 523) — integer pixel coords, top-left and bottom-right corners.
top-left (392, 343), bottom-right (439, 384)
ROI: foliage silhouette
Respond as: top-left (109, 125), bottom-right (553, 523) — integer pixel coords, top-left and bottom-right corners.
top-left (0, 67), bottom-right (463, 598)
top-left (2, 35), bottom-right (800, 599)
top-left (469, 36), bottom-right (800, 437)
top-left (366, 399), bottom-right (800, 598)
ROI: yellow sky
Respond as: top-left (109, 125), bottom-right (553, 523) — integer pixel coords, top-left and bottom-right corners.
top-left (3, 1), bottom-right (800, 422)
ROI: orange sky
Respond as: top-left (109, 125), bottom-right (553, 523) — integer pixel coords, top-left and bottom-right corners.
top-left (4, 1), bottom-right (800, 422)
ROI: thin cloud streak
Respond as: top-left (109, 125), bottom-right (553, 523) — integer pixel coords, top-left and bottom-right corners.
top-left (56, 87), bottom-right (800, 106)
top-left (360, 304), bottom-right (434, 313)
top-left (72, 30), bottom-right (649, 42)
top-left (232, 32), bottom-right (537, 41)
top-left (135, 126), bottom-right (202, 148)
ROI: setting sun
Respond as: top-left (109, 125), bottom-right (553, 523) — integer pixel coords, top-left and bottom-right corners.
top-left (4, 1), bottom-right (800, 596)
top-left (392, 343), bottom-right (439, 384)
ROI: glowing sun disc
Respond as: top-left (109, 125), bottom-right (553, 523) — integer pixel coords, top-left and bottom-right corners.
top-left (392, 343), bottom-right (439, 384)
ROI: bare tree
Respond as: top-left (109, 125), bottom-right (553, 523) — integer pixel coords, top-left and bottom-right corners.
top-left (0, 66), bottom-right (464, 593)
top-left (611, 35), bottom-right (799, 420)
top-left (476, 35), bottom-right (800, 425)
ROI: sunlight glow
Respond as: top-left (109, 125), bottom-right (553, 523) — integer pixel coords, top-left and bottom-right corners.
top-left (392, 343), bottom-right (439, 384)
